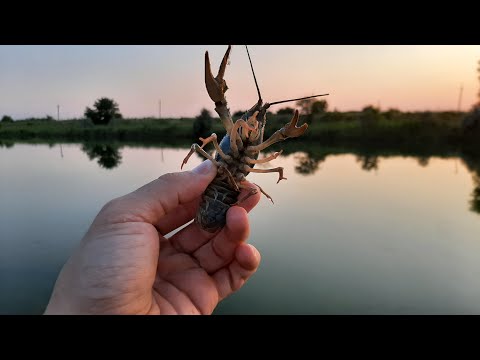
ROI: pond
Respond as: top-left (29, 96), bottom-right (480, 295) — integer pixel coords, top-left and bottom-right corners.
top-left (2, 142), bottom-right (480, 314)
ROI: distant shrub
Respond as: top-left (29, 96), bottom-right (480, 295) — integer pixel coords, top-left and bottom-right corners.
top-left (311, 100), bottom-right (328, 114)
top-left (383, 108), bottom-right (402, 121)
top-left (233, 110), bottom-right (246, 117)
top-left (296, 98), bottom-right (315, 115)
top-left (193, 108), bottom-right (213, 139)
top-left (463, 106), bottom-right (480, 132)
top-left (1, 115), bottom-right (13, 123)
top-left (360, 105), bottom-right (382, 124)
top-left (85, 98), bottom-right (122, 125)
top-left (277, 107), bottom-right (295, 115)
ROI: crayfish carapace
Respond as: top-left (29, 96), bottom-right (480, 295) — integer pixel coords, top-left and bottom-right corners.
top-left (181, 45), bottom-right (328, 233)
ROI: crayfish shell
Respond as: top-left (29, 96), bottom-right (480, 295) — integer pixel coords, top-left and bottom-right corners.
top-left (196, 177), bottom-right (240, 233)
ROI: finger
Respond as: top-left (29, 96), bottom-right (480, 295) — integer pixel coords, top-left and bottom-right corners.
top-left (192, 207), bottom-right (249, 274)
top-left (168, 182), bottom-right (261, 253)
top-left (97, 160), bottom-right (217, 227)
top-left (217, 45), bottom-right (231, 80)
top-left (212, 243), bottom-right (261, 300)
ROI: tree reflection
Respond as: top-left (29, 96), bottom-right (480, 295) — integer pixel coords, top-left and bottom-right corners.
top-left (356, 154), bottom-right (379, 171)
top-left (461, 150), bottom-right (480, 215)
top-left (75, 140), bottom-right (480, 217)
top-left (417, 156), bottom-right (430, 167)
top-left (470, 175), bottom-right (480, 214)
top-left (81, 143), bottom-right (122, 169)
top-left (0, 140), bottom-right (14, 148)
top-left (294, 152), bottom-right (324, 175)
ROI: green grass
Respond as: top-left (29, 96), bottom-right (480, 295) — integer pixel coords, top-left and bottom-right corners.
top-left (0, 111), bottom-right (476, 148)
top-left (0, 117), bottom-right (218, 143)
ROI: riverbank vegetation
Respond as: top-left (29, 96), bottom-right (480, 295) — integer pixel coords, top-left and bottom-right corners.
top-left (0, 108), bottom-right (476, 146)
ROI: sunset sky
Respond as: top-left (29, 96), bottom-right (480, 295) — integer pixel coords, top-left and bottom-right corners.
top-left (0, 45), bottom-right (478, 119)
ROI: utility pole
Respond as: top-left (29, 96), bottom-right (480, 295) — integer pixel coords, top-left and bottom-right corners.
top-left (457, 84), bottom-right (463, 112)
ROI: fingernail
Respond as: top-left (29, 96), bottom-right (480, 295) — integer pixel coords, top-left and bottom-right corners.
top-left (192, 160), bottom-right (217, 176)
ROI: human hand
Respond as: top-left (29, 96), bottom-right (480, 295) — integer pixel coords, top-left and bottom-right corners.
top-left (44, 160), bottom-right (261, 315)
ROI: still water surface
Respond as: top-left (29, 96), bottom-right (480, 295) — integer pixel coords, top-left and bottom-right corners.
top-left (2, 143), bottom-right (480, 314)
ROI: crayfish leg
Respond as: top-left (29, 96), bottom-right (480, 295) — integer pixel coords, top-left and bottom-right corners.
top-left (232, 184), bottom-right (259, 206)
top-left (199, 133), bottom-right (231, 162)
top-left (244, 150), bottom-right (283, 164)
top-left (244, 165), bottom-right (287, 184)
top-left (181, 143), bottom-right (221, 170)
top-left (253, 182), bottom-right (274, 204)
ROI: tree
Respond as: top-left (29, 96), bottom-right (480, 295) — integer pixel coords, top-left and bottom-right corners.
top-left (277, 107), bottom-right (295, 115)
top-left (1, 115), bottom-right (13, 123)
top-left (311, 100), bottom-right (328, 114)
top-left (233, 110), bottom-right (246, 118)
top-left (383, 108), bottom-right (401, 120)
top-left (296, 98), bottom-right (315, 115)
top-left (193, 108), bottom-right (213, 139)
top-left (462, 60), bottom-right (480, 132)
top-left (84, 98), bottom-right (122, 125)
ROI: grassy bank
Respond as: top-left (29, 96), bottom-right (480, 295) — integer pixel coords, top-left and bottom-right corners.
top-left (0, 117), bottom-right (218, 143)
top-left (0, 111), bottom-right (476, 147)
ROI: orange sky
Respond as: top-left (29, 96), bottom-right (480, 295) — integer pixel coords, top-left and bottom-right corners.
top-left (0, 45), bottom-right (478, 119)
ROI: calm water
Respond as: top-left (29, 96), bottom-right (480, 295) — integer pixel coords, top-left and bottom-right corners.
top-left (2, 142), bottom-right (480, 314)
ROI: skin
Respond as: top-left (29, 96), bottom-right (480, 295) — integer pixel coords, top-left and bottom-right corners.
top-left (44, 160), bottom-right (261, 315)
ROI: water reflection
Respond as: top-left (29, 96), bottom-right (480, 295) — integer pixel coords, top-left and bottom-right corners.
top-left (0, 140), bottom-right (14, 148)
top-left (21, 139), bottom-right (480, 216)
top-left (294, 152), bottom-right (325, 175)
top-left (4, 142), bottom-right (480, 314)
top-left (417, 156), bottom-right (430, 167)
top-left (356, 154), bottom-right (379, 172)
top-left (470, 175), bottom-right (480, 213)
top-left (81, 143), bottom-right (122, 169)
top-left (460, 149), bottom-right (480, 215)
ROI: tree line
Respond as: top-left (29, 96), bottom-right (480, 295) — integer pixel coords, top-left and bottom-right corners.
top-left (1, 98), bottom-right (122, 125)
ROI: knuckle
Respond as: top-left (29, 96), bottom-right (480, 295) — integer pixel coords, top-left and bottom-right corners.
top-left (102, 197), bottom-right (123, 212)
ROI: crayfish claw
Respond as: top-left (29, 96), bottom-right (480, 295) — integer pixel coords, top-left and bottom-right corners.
top-left (276, 167), bottom-right (287, 184)
top-left (205, 45), bottom-right (232, 103)
top-left (283, 110), bottom-right (308, 138)
top-left (217, 45), bottom-right (231, 81)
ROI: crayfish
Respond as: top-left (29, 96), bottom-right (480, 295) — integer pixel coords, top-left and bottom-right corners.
top-left (181, 45), bottom-right (328, 233)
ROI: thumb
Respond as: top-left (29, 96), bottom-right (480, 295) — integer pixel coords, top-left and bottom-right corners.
top-left (98, 160), bottom-right (217, 226)
top-left (190, 159), bottom-right (218, 177)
